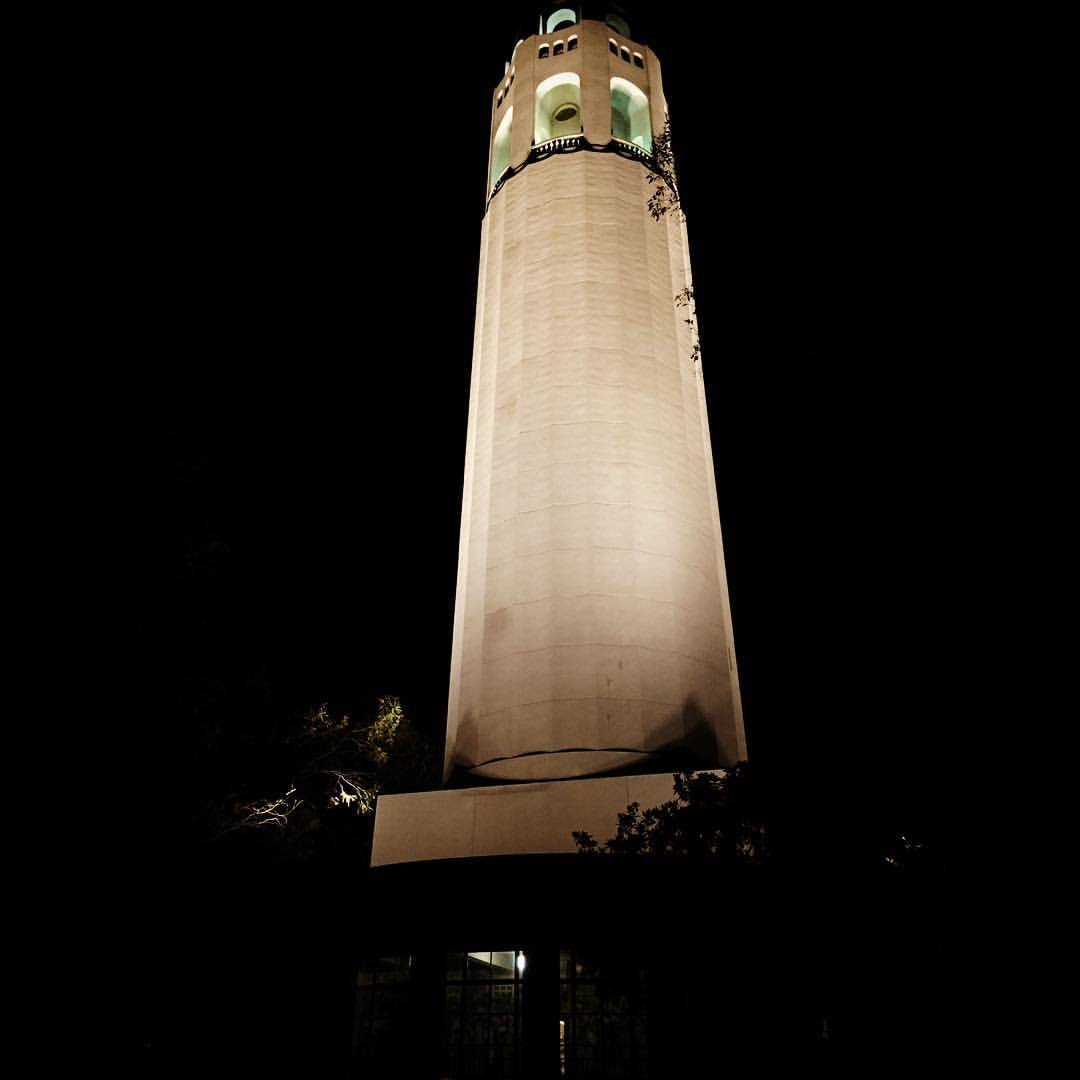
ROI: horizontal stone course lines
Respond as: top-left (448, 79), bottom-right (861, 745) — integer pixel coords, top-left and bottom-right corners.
top-left (507, 417), bottom-right (686, 435)
top-left (487, 497), bottom-right (714, 532)
top-left (482, 547), bottom-right (716, 571)
top-left (464, 693), bottom-right (703, 711)
top-left (460, 640), bottom-right (726, 663)
top-left (446, 114), bottom-right (744, 780)
top-left (473, 591), bottom-right (724, 611)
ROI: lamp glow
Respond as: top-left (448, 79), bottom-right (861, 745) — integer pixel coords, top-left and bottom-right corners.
top-left (516, 952), bottom-right (526, 975)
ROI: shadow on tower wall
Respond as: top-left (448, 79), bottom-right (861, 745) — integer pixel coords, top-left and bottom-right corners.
top-left (447, 694), bottom-right (735, 786)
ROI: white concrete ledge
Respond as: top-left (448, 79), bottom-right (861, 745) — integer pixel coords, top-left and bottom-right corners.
top-left (370, 770), bottom-right (722, 867)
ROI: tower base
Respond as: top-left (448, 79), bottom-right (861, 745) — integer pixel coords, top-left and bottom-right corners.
top-left (370, 770), bottom-right (721, 867)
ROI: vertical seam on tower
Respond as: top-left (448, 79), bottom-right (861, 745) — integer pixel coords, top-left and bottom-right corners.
top-left (447, 219), bottom-right (491, 780)
top-left (476, 192), bottom-right (506, 769)
top-left (637, 153), bottom-right (656, 746)
top-left (468, 192), bottom-right (505, 768)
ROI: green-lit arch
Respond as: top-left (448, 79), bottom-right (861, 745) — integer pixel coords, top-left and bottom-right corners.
top-left (490, 107), bottom-right (513, 191)
top-left (545, 8), bottom-right (577, 33)
top-left (535, 72), bottom-right (582, 145)
top-left (610, 76), bottom-right (651, 152)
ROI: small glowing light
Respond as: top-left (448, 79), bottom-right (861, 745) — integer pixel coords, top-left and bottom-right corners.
top-left (516, 951), bottom-right (526, 974)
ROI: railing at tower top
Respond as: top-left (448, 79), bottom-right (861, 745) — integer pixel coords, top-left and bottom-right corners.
top-left (531, 133), bottom-right (584, 158)
top-left (488, 134), bottom-right (655, 202)
top-left (611, 136), bottom-right (652, 161)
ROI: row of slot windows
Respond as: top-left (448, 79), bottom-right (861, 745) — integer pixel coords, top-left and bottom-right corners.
top-left (537, 35), bottom-right (578, 60)
top-left (497, 70), bottom-right (515, 106)
top-left (536, 37), bottom-right (643, 67)
top-left (611, 40), bottom-right (645, 67)
top-left (500, 39), bottom-right (643, 107)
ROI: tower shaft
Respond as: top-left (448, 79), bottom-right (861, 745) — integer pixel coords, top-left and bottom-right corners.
top-left (444, 20), bottom-right (745, 783)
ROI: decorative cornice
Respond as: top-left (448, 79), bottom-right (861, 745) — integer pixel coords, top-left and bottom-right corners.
top-left (486, 136), bottom-right (655, 212)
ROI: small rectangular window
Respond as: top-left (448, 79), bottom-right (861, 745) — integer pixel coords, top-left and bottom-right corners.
top-left (467, 951), bottom-right (492, 977)
top-left (376, 955), bottom-right (412, 983)
top-left (441, 948), bottom-right (526, 1078)
top-left (491, 951), bottom-right (516, 977)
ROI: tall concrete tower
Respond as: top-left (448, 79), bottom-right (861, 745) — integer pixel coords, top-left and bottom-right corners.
top-left (372, 5), bottom-right (745, 865)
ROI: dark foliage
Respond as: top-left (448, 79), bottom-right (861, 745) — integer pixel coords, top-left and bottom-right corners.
top-left (574, 764), bottom-right (936, 879)
top-left (573, 764), bottom-right (766, 862)
top-left (217, 697), bottom-right (437, 860)
top-left (646, 119), bottom-right (681, 220)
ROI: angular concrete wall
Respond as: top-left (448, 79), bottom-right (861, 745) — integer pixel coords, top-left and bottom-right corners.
top-left (446, 23), bottom-right (745, 783)
top-left (372, 771), bottom-right (719, 867)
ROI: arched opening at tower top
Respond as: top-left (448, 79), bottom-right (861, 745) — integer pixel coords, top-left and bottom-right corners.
top-left (610, 77), bottom-right (651, 151)
top-left (605, 11), bottom-right (631, 36)
top-left (535, 73), bottom-right (582, 144)
top-left (545, 7), bottom-right (578, 33)
top-left (490, 107), bottom-right (513, 192)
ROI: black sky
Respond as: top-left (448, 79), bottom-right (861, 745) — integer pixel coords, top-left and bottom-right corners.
top-left (123, 2), bottom-right (970, 863)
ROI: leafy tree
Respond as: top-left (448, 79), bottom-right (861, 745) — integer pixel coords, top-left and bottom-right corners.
top-left (574, 764), bottom-right (935, 878)
top-left (645, 120), bottom-right (697, 367)
top-left (573, 764), bottom-right (767, 862)
top-left (879, 830), bottom-right (930, 873)
top-left (646, 119), bottom-right (682, 221)
top-left (674, 285), bottom-right (701, 367)
top-left (220, 695), bottom-right (437, 858)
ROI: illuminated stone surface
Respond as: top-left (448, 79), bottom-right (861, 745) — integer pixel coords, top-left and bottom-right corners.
top-left (444, 22), bottom-right (745, 783)
top-left (370, 770), bottom-right (725, 867)
top-left (372, 18), bottom-right (746, 866)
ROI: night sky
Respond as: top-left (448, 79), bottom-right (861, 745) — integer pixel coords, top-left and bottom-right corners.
top-left (125, 1), bottom-right (964, 871)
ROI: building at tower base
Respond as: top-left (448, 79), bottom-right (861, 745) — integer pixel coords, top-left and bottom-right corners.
top-left (371, 769), bottom-right (727, 866)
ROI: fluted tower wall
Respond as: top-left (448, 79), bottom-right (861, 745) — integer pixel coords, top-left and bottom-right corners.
top-left (445, 18), bottom-right (745, 782)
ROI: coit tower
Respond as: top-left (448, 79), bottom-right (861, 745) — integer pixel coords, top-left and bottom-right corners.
top-left (443, 6), bottom-right (746, 786)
